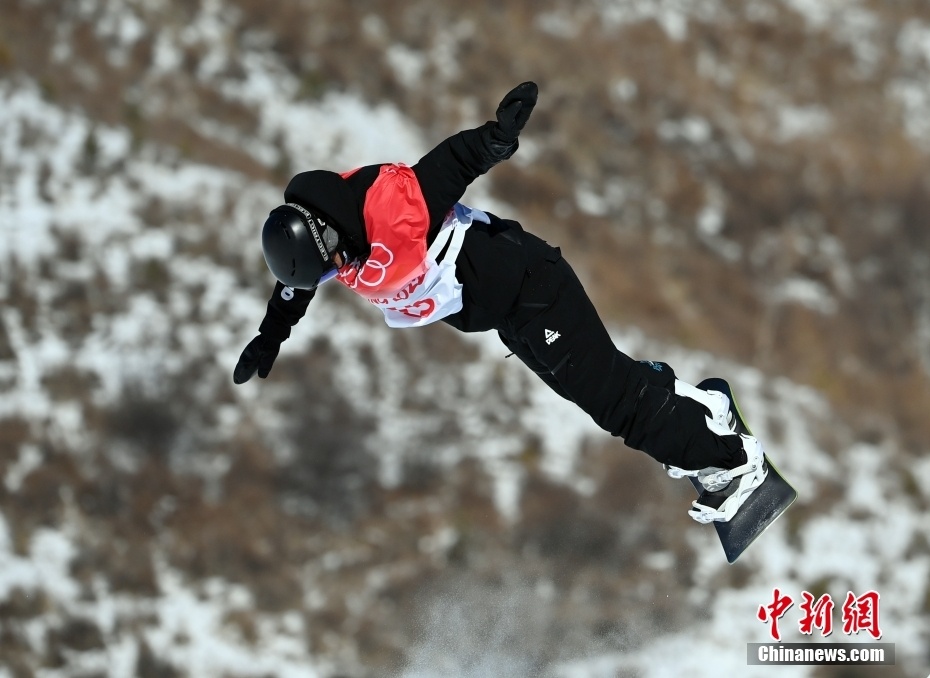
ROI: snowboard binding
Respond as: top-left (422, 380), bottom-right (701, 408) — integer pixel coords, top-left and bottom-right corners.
top-left (668, 378), bottom-right (798, 563)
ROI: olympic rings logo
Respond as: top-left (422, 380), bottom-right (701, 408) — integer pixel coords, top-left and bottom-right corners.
top-left (346, 242), bottom-right (394, 289)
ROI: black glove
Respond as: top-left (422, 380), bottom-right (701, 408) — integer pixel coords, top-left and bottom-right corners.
top-left (233, 333), bottom-right (282, 384)
top-left (234, 283), bottom-right (314, 385)
top-left (493, 81), bottom-right (538, 142)
top-left (483, 81), bottom-right (539, 164)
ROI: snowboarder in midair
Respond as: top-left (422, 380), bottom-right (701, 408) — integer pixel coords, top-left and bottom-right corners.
top-left (233, 82), bottom-right (767, 523)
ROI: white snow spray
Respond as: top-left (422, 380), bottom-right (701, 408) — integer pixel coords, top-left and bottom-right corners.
top-left (397, 579), bottom-right (554, 678)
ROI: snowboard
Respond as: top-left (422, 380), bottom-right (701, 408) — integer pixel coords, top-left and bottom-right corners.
top-left (689, 378), bottom-right (798, 564)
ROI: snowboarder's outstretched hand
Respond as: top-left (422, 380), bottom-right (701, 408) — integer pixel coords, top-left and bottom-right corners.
top-left (482, 81), bottom-right (538, 166)
top-left (233, 334), bottom-right (282, 384)
top-left (494, 81), bottom-right (538, 143)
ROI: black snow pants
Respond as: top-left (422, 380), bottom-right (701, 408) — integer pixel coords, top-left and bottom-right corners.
top-left (495, 232), bottom-right (744, 471)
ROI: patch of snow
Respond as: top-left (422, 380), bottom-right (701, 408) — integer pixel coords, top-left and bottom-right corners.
top-left (610, 78), bottom-right (639, 102)
top-left (536, 11), bottom-right (586, 40)
top-left (596, 0), bottom-right (730, 42)
top-left (658, 116), bottom-right (712, 145)
top-left (781, 0), bottom-right (882, 74)
top-left (575, 184), bottom-right (609, 217)
top-left (4, 444), bottom-right (43, 492)
top-left (889, 20), bottom-right (930, 148)
top-left (769, 276), bottom-right (838, 315)
top-left (775, 105), bottom-right (833, 143)
top-left (260, 92), bottom-right (428, 170)
top-left (696, 203), bottom-right (723, 236)
top-left (386, 44), bottom-right (428, 90)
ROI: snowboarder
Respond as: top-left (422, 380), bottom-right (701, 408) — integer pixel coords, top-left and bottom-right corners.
top-left (233, 81), bottom-right (767, 524)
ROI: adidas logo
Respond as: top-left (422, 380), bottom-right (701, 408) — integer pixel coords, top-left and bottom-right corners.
top-left (545, 329), bottom-right (560, 345)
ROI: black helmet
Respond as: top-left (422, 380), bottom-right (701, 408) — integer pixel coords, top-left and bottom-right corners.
top-left (261, 203), bottom-right (342, 289)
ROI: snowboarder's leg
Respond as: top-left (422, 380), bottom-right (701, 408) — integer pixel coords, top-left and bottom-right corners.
top-left (497, 330), bottom-right (572, 402)
top-left (499, 236), bottom-right (744, 472)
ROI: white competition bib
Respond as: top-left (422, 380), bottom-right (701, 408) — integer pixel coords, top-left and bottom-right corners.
top-left (366, 203), bottom-right (486, 328)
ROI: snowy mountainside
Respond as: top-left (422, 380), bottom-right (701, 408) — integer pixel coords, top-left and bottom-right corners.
top-left (6, 0), bottom-right (930, 435)
top-left (2, 0), bottom-right (930, 676)
top-left (2, 73), bottom-right (928, 678)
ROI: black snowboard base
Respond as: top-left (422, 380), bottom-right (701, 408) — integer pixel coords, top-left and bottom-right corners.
top-left (689, 378), bottom-right (798, 564)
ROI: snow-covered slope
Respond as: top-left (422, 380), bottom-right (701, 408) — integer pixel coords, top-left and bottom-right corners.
top-left (3, 73), bottom-right (928, 677)
top-left (2, 1), bottom-right (929, 676)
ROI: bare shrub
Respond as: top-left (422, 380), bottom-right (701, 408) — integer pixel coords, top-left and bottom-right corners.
top-left (269, 340), bottom-right (379, 528)
top-left (104, 385), bottom-right (181, 460)
top-left (0, 417), bottom-right (30, 452)
top-left (0, 587), bottom-right (48, 619)
top-left (135, 638), bottom-right (181, 678)
top-left (41, 366), bottom-right (99, 402)
top-left (8, 451), bottom-right (78, 546)
top-left (50, 616), bottom-right (105, 652)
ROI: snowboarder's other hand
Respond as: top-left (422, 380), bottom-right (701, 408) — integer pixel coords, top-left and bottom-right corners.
top-left (233, 334), bottom-right (281, 384)
top-left (494, 81), bottom-right (538, 142)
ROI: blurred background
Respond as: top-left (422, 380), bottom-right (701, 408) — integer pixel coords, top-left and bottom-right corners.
top-left (1, 0), bottom-right (929, 676)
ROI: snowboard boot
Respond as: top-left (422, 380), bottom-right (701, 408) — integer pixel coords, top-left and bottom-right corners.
top-left (664, 379), bottom-right (736, 491)
top-left (664, 379), bottom-right (769, 523)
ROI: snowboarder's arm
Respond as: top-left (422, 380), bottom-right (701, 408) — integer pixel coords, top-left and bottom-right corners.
top-left (412, 124), bottom-right (502, 228)
top-left (259, 281), bottom-right (316, 342)
top-left (233, 281), bottom-right (315, 384)
top-left (413, 82), bottom-right (538, 230)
